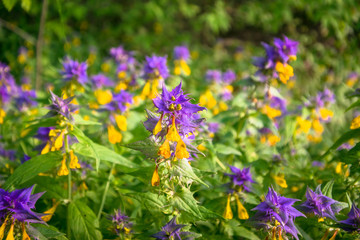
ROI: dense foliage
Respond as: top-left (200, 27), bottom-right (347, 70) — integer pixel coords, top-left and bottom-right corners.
top-left (1, 1), bottom-right (360, 239)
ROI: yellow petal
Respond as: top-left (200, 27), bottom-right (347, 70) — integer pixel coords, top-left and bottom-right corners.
top-left (69, 150), bottom-right (81, 169)
top-left (234, 194), bottom-right (249, 219)
top-left (312, 119), bottom-right (324, 134)
top-left (180, 60), bottom-right (191, 76)
top-left (94, 89), bottom-right (113, 105)
top-left (174, 61), bottom-right (181, 75)
top-left (158, 140), bottom-right (171, 159)
top-left (319, 108), bottom-right (333, 121)
top-left (335, 162), bottom-right (342, 174)
top-left (42, 202), bottom-right (60, 222)
top-left (41, 142), bottom-right (51, 155)
top-left (115, 115), bottom-right (127, 132)
top-left (223, 194), bottom-right (233, 220)
top-left (350, 115), bottom-right (360, 129)
top-left (153, 118), bottom-right (163, 135)
top-left (54, 130), bottom-right (65, 150)
top-left (151, 166), bottom-right (160, 186)
top-left (175, 139), bottom-right (189, 159)
top-left (57, 155), bottom-right (69, 176)
top-left (6, 222), bottom-right (14, 240)
top-left (166, 117), bottom-right (180, 142)
top-left (141, 82), bottom-right (151, 99)
top-left (22, 223), bottom-right (30, 240)
top-left (0, 219), bottom-right (7, 239)
top-left (108, 125), bottom-right (122, 144)
top-left (273, 174), bottom-right (288, 188)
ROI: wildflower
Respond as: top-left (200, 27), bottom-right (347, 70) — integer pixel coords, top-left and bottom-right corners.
top-left (223, 194), bottom-right (233, 220)
top-left (262, 105), bottom-right (282, 119)
top-left (350, 115), bottom-right (360, 129)
top-left (110, 209), bottom-right (132, 235)
top-left (60, 58), bottom-right (88, 85)
top-left (273, 36), bottom-right (299, 62)
top-left (90, 74), bottom-right (114, 89)
top-left (319, 108), bottom-right (333, 121)
top-left (14, 89), bottom-right (37, 112)
top-left (174, 46), bottom-right (191, 76)
top-left (42, 201), bottom-right (60, 222)
top-left (249, 187), bottom-right (305, 240)
top-left (199, 90), bottom-right (217, 110)
top-left (296, 117), bottom-right (311, 134)
top-left (94, 89), bottom-right (113, 105)
top-left (58, 154), bottom-right (69, 176)
top-left (339, 203), bottom-right (360, 232)
top-left (273, 174), bottom-right (288, 188)
top-left (222, 70), bottom-right (236, 85)
top-left (17, 47), bottom-right (28, 64)
top-left (205, 70), bottom-right (222, 84)
top-left (104, 90), bottom-right (133, 114)
top-left (108, 125), bottom-right (122, 144)
top-left (225, 166), bottom-right (255, 192)
top-left (298, 186), bottom-right (344, 220)
top-left (234, 194), bottom-right (249, 219)
top-left (110, 46), bottom-right (129, 63)
top-left (346, 72), bottom-right (358, 87)
top-left (46, 91), bottom-right (77, 121)
top-left (275, 62), bottom-right (294, 84)
top-left (152, 216), bottom-right (197, 240)
top-left (151, 165), bottom-right (160, 186)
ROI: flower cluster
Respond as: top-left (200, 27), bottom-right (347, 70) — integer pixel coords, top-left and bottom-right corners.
top-left (60, 58), bottom-right (88, 85)
top-left (173, 46), bottom-right (191, 76)
top-left (152, 216), bottom-right (197, 240)
top-left (110, 210), bottom-right (132, 236)
top-left (253, 35), bottom-right (298, 84)
top-left (339, 203), bottom-right (360, 233)
top-left (249, 187), bottom-right (305, 240)
top-left (0, 185), bottom-right (44, 240)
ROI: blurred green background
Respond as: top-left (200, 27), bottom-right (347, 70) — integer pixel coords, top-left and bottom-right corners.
top-left (0, 0), bottom-right (360, 93)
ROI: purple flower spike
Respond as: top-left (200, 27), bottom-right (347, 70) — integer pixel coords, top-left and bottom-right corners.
top-left (249, 187), bottom-right (305, 240)
top-left (91, 74), bottom-right (114, 89)
top-left (143, 55), bottom-right (169, 80)
top-left (298, 185), bottom-right (344, 220)
top-left (222, 70), bottom-right (236, 84)
top-left (205, 70), bottom-right (222, 84)
top-left (0, 185), bottom-right (45, 223)
top-left (340, 203), bottom-right (360, 232)
top-left (225, 166), bottom-right (255, 192)
top-left (174, 46), bottom-right (190, 61)
top-left (104, 90), bottom-right (133, 114)
top-left (60, 58), bottom-right (88, 85)
top-left (152, 216), bottom-right (197, 240)
top-left (110, 209), bottom-right (132, 235)
top-left (47, 91), bottom-right (77, 121)
top-left (273, 36), bottom-right (299, 63)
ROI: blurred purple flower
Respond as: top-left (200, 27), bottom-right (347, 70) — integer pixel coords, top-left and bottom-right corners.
top-left (174, 46), bottom-right (190, 61)
top-left (205, 70), bottom-right (222, 84)
top-left (152, 216), bottom-right (196, 240)
top-left (91, 74), bottom-right (114, 89)
top-left (60, 58), bottom-right (88, 85)
top-left (222, 70), bottom-right (236, 85)
top-left (143, 55), bottom-right (169, 80)
top-left (339, 203), bottom-right (360, 232)
top-left (225, 166), bottom-right (255, 192)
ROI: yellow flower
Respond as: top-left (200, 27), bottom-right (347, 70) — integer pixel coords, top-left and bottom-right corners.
top-left (0, 108), bottom-right (6, 124)
top-left (42, 202), bottom-right (60, 222)
top-left (223, 194), bottom-right (233, 220)
top-left (350, 115), bottom-right (360, 129)
top-left (69, 150), bottom-right (81, 169)
top-left (262, 105), bottom-right (281, 119)
top-left (307, 134), bottom-right (322, 143)
top-left (6, 222), bottom-right (14, 240)
top-left (115, 115), bottom-right (127, 132)
top-left (54, 129), bottom-right (65, 150)
top-left (117, 71), bottom-right (126, 79)
top-left (296, 117), bottom-right (311, 134)
top-left (101, 62), bottom-right (110, 73)
top-left (234, 194), bottom-right (249, 219)
top-left (273, 174), bottom-right (288, 188)
top-left (141, 82), bottom-right (151, 100)
top-left (175, 139), bottom-right (190, 159)
top-left (275, 62), bottom-right (294, 84)
top-left (312, 119), bottom-right (324, 134)
top-left (319, 108), bottom-right (333, 121)
top-left (57, 155), bottom-right (69, 176)
top-left (151, 166), bottom-right (160, 186)
top-left (108, 125), bottom-right (122, 144)
top-left (115, 82), bottom-right (128, 92)
top-left (166, 117), bottom-right (181, 142)
top-left (199, 90), bottom-right (217, 109)
top-left (153, 117), bottom-right (163, 135)
top-left (174, 59), bottom-right (191, 76)
top-left (22, 223), bottom-right (31, 240)
top-left (158, 140), bottom-right (171, 159)
top-left (0, 218), bottom-right (8, 239)
top-left (94, 89), bottom-right (113, 105)
top-left (268, 134), bottom-right (281, 146)
top-left (219, 101), bottom-right (228, 112)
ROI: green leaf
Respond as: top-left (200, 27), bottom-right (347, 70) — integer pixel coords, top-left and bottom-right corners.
top-left (233, 226), bottom-right (260, 240)
top-left (173, 187), bottom-right (203, 219)
top-left (21, 0), bottom-right (30, 11)
top-left (2, 0), bottom-right (18, 11)
top-left (322, 180), bottom-right (334, 198)
top-left (71, 126), bottom-right (100, 171)
top-left (215, 144), bottom-right (242, 156)
top-left (72, 142), bottom-right (138, 171)
top-left (123, 137), bottom-right (159, 159)
top-left (31, 224), bottom-right (67, 239)
top-left (3, 151), bottom-right (62, 191)
top-left (174, 159), bottom-right (208, 187)
top-left (127, 192), bottom-right (166, 210)
top-left (68, 200), bottom-right (102, 240)
top-left (73, 115), bottom-right (101, 126)
top-left (346, 99), bottom-right (360, 112)
top-left (321, 129), bottom-right (360, 158)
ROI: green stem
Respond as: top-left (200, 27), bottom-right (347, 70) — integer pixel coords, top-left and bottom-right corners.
top-left (97, 162), bottom-right (116, 220)
top-left (65, 135), bottom-right (71, 239)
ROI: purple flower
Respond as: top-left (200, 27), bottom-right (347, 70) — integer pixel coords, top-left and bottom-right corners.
top-left (339, 203), bottom-right (360, 232)
top-left (110, 209), bottom-right (132, 235)
top-left (208, 122), bottom-right (219, 133)
top-left (91, 74), bottom-right (114, 89)
top-left (298, 186), bottom-right (343, 220)
top-left (273, 36), bottom-right (299, 63)
top-left (249, 187), bottom-right (305, 240)
top-left (225, 166), bottom-right (255, 192)
top-left (143, 55), bottom-right (169, 80)
top-left (15, 89), bottom-right (37, 111)
top-left (269, 96), bottom-right (287, 113)
top-left (152, 216), bottom-right (197, 240)
top-left (312, 161), bottom-right (325, 168)
top-left (174, 46), bottom-right (190, 61)
top-left (0, 145), bottom-right (16, 161)
top-left (205, 70), bottom-right (222, 84)
top-left (110, 46), bottom-right (128, 63)
top-left (222, 70), bottom-right (236, 84)
top-left (60, 58), bottom-right (88, 85)
top-left (105, 90), bottom-right (133, 113)
top-left (0, 185), bottom-right (45, 223)
top-left (46, 91), bottom-right (77, 121)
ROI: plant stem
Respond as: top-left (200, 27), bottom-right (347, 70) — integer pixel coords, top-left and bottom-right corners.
top-left (0, 18), bottom-right (36, 44)
top-left (97, 162), bottom-right (116, 220)
top-left (65, 135), bottom-right (71, 239)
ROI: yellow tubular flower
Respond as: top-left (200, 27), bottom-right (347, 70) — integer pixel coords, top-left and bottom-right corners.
top-left (175, 139), bottom-right (190, 159)
top-left (22, 223), bottom-right (30, 240)
top-left (312, 119), bottom-right (324, 134)
top-left (350, 115), bottom-right (360, 129)
top-left (69, 150), bottom-right (81, 169)
top-left (42, 202), bottom-right (60, 222)
top-left (273, 174), bottom-right (288, 188)
top-left (180, 59), bottom-right (191, 76)
top-left (166, 117), bottom-right (180, 142)
top-left (54, 130), bottom-right (65, 150)
top-left (6, 222), bottom-right (14, 240)
top-left (141, 81), bottom-right (151, 100)
top-left (0, 218), bottom-right (8, 239)
top-left (158, 140), bottom-right (171, 159)
top-left (108, 125), bottom-right (122, 144)
top-left (319, 108), bottom-right (333, 121)
top-left (0, 108), bottom-right (6, 124)
top-left (149, 80), bottom-right (159, 99)
top-left (153, 115), bottom-right (163, 135)
top-left (115, 115), bottom-right (127, 132)
top-left (262, 105), bottom-right (282, 119)
top-left (94, 89), bottom-right (113, 105)
top-left (41, 141), bottom-right (51, 155)
top-left (174, 61), bottom-right (181, 75)
top-left (275, 62), bottom-right (294, 84)
top-left (151, 166), bottom-right (160, 186)
top-left (268, 134), bottom-right (281, 146)
top-left (234, 194), bottom-right (249, 219)
top-left (296, 117), bottom-right (311, 134)
top-left (57, 155), bottom-right (69, 176)
top-left (223, 194), bottom-right (233, 220)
